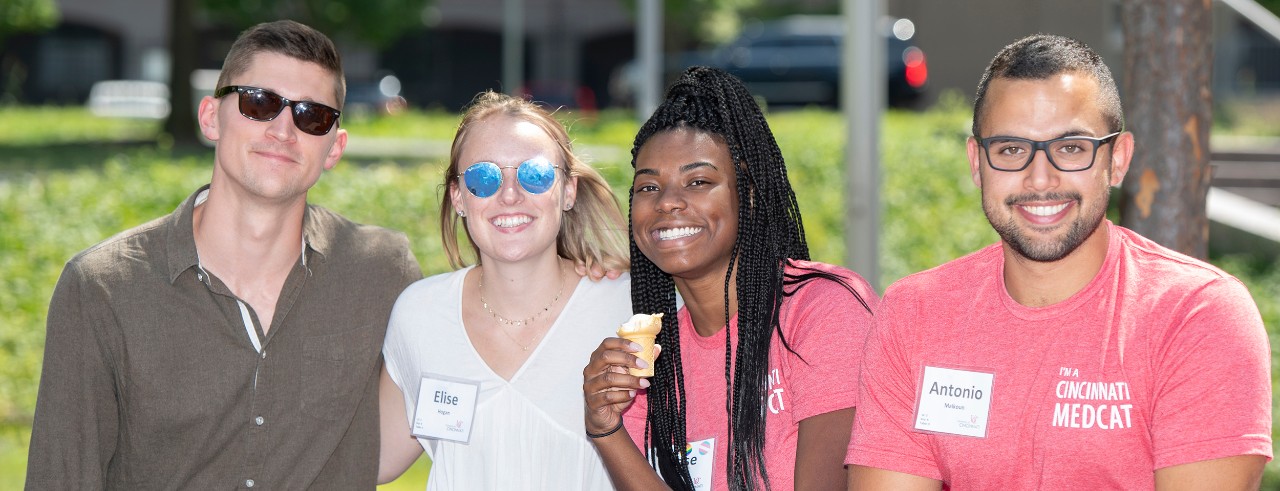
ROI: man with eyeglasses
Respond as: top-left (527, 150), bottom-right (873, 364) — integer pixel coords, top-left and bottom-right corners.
top-left (26, 20), bottom-right (421, 489)
top-left (846, 34), bottom-right (1270, 489)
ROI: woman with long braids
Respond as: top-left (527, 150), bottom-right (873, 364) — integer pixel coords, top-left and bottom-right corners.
top-left (583, 67), bottom-right (878, 490)
top-left (379, 91), bottom-right (631, 489)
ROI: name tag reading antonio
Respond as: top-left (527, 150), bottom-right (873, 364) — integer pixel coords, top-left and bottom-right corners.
top-left (913, 365), bottom-right (994, 438)
top-left (412, 374), bottom-right (480, 444)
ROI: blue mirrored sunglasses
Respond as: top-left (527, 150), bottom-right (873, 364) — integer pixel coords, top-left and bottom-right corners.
top-left (462, 158), bottom-right (560, 198)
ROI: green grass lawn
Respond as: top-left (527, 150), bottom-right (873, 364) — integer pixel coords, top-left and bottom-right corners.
top-left (379, 457), bottom-right (432, 490)
top-left (1, 104), bottom-right (1276, 488)
top-left (0, 426), bottom-right (29, 490)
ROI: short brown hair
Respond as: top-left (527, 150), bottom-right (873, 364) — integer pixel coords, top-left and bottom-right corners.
top-left (215, 20), bottom-right (346, 108)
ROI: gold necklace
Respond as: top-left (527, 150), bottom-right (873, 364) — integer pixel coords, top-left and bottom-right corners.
top-left (478, 263), bottom-right (566, 351)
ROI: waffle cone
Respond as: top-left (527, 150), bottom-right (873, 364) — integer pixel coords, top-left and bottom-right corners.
top-left (617, 313), bottom-right (663, 377)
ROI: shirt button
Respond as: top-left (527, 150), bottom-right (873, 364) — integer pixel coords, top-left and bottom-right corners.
top-left (245, 479), bottom-right (255, 487)
top-left (254, 416), bottom-right (264, 426)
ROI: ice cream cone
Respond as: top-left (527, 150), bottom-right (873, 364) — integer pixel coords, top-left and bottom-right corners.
top-left (617, 313), bottom-right (663, 377)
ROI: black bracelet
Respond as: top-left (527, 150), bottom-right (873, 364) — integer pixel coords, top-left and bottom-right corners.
top-left (587, 419), bottom-right (625, 439)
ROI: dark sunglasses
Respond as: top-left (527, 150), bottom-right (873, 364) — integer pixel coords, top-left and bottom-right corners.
top-left (461, 158), bottom-right (560, 198)
top-left (213, 85), bottom-right (341, 136)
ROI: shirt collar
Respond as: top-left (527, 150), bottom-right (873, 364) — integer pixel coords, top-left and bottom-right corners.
top-left (165, 185), bottom-right (205, 284)
top-left (301, 203), bottom-right (330, 265)
top-left (164, 184), bottom-right (331, 284)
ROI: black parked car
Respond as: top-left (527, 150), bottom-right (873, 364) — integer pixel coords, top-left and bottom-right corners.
top-left (612, 15), bottom-right (927, 108)
top-left (345, 72), bottom-right (408, 116)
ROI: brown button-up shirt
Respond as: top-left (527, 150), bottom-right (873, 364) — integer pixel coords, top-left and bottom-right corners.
top-left (26, 185), bottom-right (423, 490)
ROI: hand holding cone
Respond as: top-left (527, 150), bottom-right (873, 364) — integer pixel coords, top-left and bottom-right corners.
top-left (617, 313), bottom-right (663, 377)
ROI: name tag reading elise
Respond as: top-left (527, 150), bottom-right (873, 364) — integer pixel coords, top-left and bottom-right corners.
top-left (913, 365), bottom-right (994, 438)
top-left (686, 437), bottom-right (716, 490)
top-left (412, 374), bottom-right (480, 444)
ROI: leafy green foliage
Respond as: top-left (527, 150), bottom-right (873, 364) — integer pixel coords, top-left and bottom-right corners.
top-left (1214, 97), bottom-right (1280, 138)
top-left (1260, 0), bottom-right (1280, 16)
top-left (613, 0), bottom-right (764, 48)
top-left (0, 0), bottom-right (58, 105)
top-left (0, 151), bottom-right (211, 423)
top-left (0, 0), bottom-right (58, 40)
top-left (0, 425), bottom-right (30, 489)
top-left (0, 107), bottom-right (159, 146)
top-left (199, 0), bottom-right (432, 48)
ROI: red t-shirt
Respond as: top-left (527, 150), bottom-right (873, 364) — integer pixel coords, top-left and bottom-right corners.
top-left (847, 222), bottom-right (1272, 489)
top-left (624, 260), bottom-right (878, 490)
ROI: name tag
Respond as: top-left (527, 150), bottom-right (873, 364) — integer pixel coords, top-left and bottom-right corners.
top-left (411, 374), bottom-right (480, 444)
top-left (686, 437), bottom-right (715, 490)
top-left (913, 366), bottom-right (994, 438)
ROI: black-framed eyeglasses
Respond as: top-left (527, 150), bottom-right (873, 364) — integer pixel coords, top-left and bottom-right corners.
top-left (213, 85), bottom-right (341, 136)
top-left (978, 132), bottom-right (1121, 172)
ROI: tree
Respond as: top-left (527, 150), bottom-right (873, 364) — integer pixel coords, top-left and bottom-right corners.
top-left (617, 0), bottom-right (770, 48)
top-left (0, 0), bottom-right (58, 45)
top-left (164, 0), bottom-right (432, 147)
top-left (166, 0), bottom-right (199, 147)
top-left (1118, 0), bottom-right (1213, 259)
top-left (0, 0), bottom-right (59, 103)
top-left (1259, 0), bottom-right (1280, 16)
top-left (200, 0), bottom-right (432, 48)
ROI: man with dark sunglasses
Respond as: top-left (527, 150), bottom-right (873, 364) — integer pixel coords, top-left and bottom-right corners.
top-left (847, 34), bottom-right (1271, 489)
top-left (27, 20), bottom-right (422, 489)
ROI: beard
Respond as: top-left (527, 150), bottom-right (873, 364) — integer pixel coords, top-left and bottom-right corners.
top-left (983, 188), bottom-right (1109, 262)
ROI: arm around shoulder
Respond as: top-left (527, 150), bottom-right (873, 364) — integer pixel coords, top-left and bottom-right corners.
top-left (795, 407), bottom-right (856, 491)
top-left (377, 365), bottom-right (423, 484)
top-left (847, 465), bottom-right (943, 491)
top-left (1153, 455), bottom-right (1267, 491)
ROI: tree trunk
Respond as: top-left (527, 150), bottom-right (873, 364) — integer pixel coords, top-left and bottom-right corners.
top-left (1118, 0), bottom-right (1214, 259)
top-left (164, 0), bottom-right (201, 148)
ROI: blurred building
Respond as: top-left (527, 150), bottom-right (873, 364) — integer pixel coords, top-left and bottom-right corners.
top-left (1, 0), bottom-right (166, 103)
top-left (1, 0), bottom-right (1276, 109)
top-left (889, 0), bottom-right (1280, 107)
top-left (0, 0), bottom-right (634, 110)
top-left (889, 0), bottom-right (1124, 106)
top-left (384, 0), bottom-right (633, 109)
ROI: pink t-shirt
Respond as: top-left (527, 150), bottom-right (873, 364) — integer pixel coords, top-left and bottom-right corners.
top-left (624, 260), bottom-right (878, 490)
top-left (847, 222), bottom-right (1272, 489)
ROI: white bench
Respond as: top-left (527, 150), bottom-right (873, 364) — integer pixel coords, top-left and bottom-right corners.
top-left (87, 80), bottom-right (171, 119)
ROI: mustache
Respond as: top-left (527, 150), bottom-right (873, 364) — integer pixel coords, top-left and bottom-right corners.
top-left (248, 144), bottom-right (301, 162)
top-left (1004, 192), bottom-right (1081, 207)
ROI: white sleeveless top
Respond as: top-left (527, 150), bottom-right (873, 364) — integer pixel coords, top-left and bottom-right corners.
top-left (383, 267), bottom-right (631, 490)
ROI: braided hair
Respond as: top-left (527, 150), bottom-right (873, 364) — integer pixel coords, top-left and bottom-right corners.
top-left (631, 66), bottom-right (869, 490)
